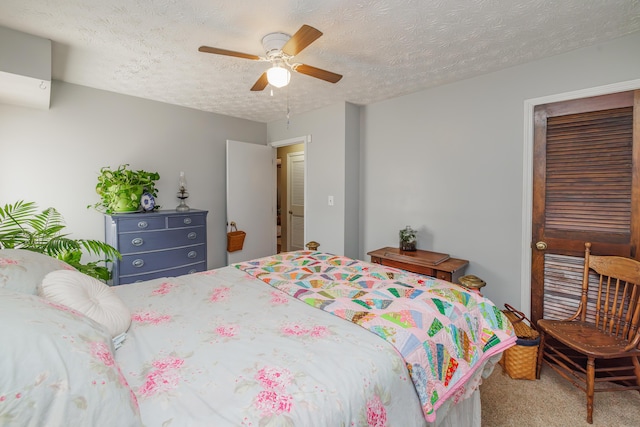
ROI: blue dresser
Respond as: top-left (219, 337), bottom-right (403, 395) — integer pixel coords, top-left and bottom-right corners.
top-left (104, 210), bottom-right (208, 285)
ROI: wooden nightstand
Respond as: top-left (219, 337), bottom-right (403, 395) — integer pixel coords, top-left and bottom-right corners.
top-left (367, 247), bottom-right (468, 283)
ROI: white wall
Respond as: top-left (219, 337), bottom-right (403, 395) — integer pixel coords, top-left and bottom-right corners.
top-left (361, 31), bottom-right (640, 308)
top-left (0, 81), bottom-right (266, 269)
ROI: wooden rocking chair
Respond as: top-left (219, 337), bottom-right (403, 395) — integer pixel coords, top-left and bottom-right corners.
top-left (536, 242), bottom-right (640, 424)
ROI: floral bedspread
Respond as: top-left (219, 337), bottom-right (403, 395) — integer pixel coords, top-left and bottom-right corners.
top-left (113, 264), bottom-right (440, 427)
top-left (235, 251), bottom-right (517, 423)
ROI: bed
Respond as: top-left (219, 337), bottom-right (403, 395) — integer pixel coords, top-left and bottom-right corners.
top-left (0, 249), bottom-right (516, 426)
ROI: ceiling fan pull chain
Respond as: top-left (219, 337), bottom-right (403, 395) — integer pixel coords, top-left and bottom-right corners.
top-left (286, 87), bottom-right (291, 129)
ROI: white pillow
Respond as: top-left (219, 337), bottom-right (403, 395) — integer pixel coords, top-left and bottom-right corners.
top-left (40, 269), bottom-right (131, 337)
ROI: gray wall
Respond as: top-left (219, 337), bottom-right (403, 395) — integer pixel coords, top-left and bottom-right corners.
top-left (0, 26), bottom-right (51, 109)
top-left (2, 30), bottom-right (640, 313)
top-left (267, 101), bottom-right (361, 258)
top-left (0, 81), bottom-right (266, 269)
top-left (344, 102), bottom-right (360, 259)
top-left (360, 31), bottom-right (640, 308)
top-left (0, 26), bottom-right (50, 80)
top-left (268, 102), bottom-right (351, 256)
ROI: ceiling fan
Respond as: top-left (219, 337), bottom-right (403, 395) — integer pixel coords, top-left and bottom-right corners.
top-left (199, 24), bottom-right (342, 91)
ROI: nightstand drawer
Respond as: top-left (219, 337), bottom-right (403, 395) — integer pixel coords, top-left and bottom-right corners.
top-left (119, 244), bottom-right (205, 275)
top-left (168, 214), bottom-right (206, 228)
top-left (118, 227), bottom-right (205, 253)
top-left (380, 258), bottom-right (436, 277)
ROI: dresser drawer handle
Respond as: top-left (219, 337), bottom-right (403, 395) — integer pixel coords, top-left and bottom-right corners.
top-left (131, 237), bottom-right (144, 246)
top-left (188, 269), bottom-right (197, 274)
top-left (137, 221), bottom-right (148, 229)
top-left (187, 251), bottom-right (197, 259)
top-left (183, 217), bottom-right (192, 225)
top-left (132, 259), bottom-right (145, 268)
top-left (187, 232), bottom-right (197, 240)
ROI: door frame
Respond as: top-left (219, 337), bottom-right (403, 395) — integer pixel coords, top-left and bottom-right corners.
top-left (269, 135), bottom-right (310, 251)
top-left (520, 78), bottom-right (640, 316)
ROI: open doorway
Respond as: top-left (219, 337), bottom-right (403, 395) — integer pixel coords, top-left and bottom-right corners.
top-left (276, 142), bottom-right (305, 252)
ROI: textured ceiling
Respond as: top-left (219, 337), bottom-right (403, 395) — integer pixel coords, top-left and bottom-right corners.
top-left (1, 0), bottom-right (639, 123)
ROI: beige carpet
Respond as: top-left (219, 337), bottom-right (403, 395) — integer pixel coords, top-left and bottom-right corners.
top-left (480, 365), bottom-right (640, 426)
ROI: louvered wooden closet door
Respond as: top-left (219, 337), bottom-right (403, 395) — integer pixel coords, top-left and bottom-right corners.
top-left (531, 90), bottom-right (640, 323)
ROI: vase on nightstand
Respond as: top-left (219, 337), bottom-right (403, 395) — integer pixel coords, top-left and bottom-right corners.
top-left (399, 226), bottom-right (417, 251)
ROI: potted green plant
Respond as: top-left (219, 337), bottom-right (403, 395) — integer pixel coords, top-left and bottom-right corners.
top-left (89, 164), bottom-right (160, 214)
top-left (0, 200), bottom-right (120, 282)
top-left (399, 225), bottom-right (417, 251)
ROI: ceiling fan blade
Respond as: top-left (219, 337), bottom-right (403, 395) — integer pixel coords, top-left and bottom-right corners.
top-left (282, 25), bottom-right (323, 57)
top-left (198, 46), bottom-right (261, 61)
top-left (250, 73), bottom-right (269, 91)
top-left (293, 64), bottom-right (342, 84)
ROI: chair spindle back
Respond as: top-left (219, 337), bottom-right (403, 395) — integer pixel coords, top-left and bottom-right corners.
top-left (583, 245), bottom-right (640, 348)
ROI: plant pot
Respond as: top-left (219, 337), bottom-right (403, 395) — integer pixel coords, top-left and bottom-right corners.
top-left (400, 240), bottom-right (417, 251)
top-left (91, 165), bottom-right (160, 214)
top-left (110, 185), bottom-right (144, 212)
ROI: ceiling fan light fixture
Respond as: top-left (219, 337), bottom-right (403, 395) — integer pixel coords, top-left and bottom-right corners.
top-left (199, 25), bottom-right (342, 91)
top-left (266, 65), bottom-right (291, 88)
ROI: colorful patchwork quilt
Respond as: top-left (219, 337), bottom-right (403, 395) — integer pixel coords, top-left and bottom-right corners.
top-left (235, 251), bottom-right (517, 423)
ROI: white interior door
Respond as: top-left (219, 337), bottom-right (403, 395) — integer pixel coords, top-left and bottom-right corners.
top-left (226, 140), bottom-right (276, 264)
top-left (287, 151), bottom-right (305, 251)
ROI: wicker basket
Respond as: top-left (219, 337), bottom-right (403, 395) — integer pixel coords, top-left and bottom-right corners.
top-left (227, 223), bottom-right (246, 252)
top-left (500, 303), bottom-right (540, 380)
